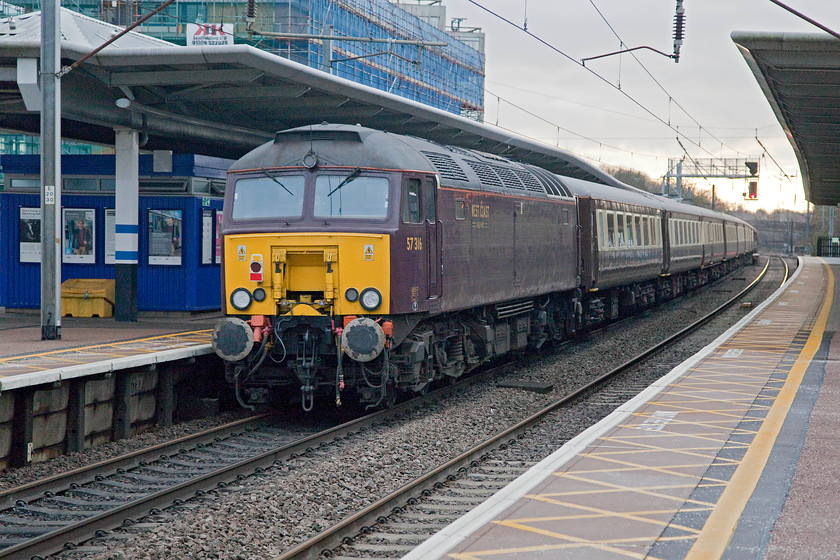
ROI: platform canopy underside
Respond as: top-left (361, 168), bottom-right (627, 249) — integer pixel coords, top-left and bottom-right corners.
top-left (733, 31), bottom-right (840, 206)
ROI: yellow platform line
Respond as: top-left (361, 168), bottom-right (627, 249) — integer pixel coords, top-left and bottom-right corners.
top-left (553, 473), bottom-right (717, 506)
top-left (633, 405), bottom-right (768, 420)
top-left (685, 260), bottom-right (833, 559)
top-left (535, 486), bottom-right (721, 500)
top-left (0, 329), bottom-right (212, 364)
top-left (448, 538), bottom-right (660, 560)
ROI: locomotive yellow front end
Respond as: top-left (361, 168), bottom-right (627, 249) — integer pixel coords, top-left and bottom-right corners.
top-left (211, 157), bottom-right (405, 410)
top-left (222, 233), bottom-right (390, 320)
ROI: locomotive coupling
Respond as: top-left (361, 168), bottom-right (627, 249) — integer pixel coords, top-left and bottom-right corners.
top-left (341, 317), bottom-right (387, 362)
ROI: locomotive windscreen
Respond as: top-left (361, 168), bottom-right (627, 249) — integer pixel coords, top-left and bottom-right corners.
top-left (232, 175), bottom-right (305, 220)
top-left (313, 175), bottom-right (390, 219)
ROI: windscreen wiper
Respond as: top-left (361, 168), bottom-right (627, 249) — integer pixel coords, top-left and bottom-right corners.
top-left (260, 168), bottom-right (294, 196)
top-left (327, 167), bottom-right (362, 197)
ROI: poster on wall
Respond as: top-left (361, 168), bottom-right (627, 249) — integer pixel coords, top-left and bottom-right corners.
top-left (62, 208), bottom-right (95, 264)
top-left (201, 209), bottom-right (213, 265)
top-left (105, 208), bottom-right (116, 265)
top-left (148, 209), bottom-right (182, 265)
top-left (19, 207), bottom-right (41, 263)
top-left (215, 210), bottom-right (223, 264)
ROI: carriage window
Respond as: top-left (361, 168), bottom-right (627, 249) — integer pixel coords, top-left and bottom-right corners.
top-left (315, 174), bottom-right (390, 219)
top-left (643, 218), bottom-right (650, 246)
top-left (607, 212), bottom-right (616, 247)
top-left (401, 179), bottom-right (422, 223)
top-left (616, 214), bottom-right (626, 247)
top-left (635, 216), bottom-right (643, 247)
top-left (597, 210), bottom-right (606, 249)
top-left (625, 214), bottom-right (634, 247)
top-left (232, 175), bottom-right (305, 220)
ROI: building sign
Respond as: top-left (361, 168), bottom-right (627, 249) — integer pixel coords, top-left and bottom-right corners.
top-left (19, 207), bottom-right (41, 263)
top-left (186, 23), bottom-right (234, 47)
top-left (105, 208), bottom-right (116, 265)
top-left (202, 209), bottom-right (213, 265)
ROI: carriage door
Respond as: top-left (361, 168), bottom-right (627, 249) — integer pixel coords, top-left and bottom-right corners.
top-left (424, 176), bottom-right (441, 299)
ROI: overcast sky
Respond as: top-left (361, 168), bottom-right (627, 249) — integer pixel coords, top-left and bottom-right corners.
top-left (437, 0), bottom-right (838, 212)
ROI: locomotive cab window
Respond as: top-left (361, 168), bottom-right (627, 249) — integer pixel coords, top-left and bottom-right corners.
top-left (424, 177), bottom-right (436, 223)
top-left (402, 178), bottom-right (422, 224)
top-left (315, 174), bottom-right (390, 219)
top-left (232, 175), bottom-right (305, 220)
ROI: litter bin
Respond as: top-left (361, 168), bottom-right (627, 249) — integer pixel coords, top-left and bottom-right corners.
top-left (61, 279), bottom-right (116, 317)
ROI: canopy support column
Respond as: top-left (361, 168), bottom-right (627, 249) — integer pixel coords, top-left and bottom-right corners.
top-left (114, 127), bottom-right (139, 321)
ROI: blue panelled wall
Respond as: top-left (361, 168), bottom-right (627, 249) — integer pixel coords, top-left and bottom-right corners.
top-left (0, 154), bottom-right (231, 312)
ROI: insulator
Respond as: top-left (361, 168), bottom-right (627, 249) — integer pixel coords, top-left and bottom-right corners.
top-left (673, 0), bottom-right (686, 42)
top-left (672, 0), bottom-right (685, 62)
top-left (246, 0), bottom-right (256, 24)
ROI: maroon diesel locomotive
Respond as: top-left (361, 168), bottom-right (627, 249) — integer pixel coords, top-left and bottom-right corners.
top-left (212, 124), bottom-right (757, 410)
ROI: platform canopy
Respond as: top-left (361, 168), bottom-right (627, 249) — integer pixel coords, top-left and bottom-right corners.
top-left (733, 32), bottom-right (840, 206)
top-left (0, 8), bottom-right (620, 187)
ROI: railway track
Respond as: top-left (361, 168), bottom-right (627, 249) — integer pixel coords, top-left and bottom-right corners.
top-left (0, 258), bottom-right (781, 559)
top-left (279, 256), bottom-right (780, 560)
top-left (0, 363), bottom-right (519, 557)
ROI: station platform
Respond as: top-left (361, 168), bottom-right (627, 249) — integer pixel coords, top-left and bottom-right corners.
top-left (405, 256), bottom-right (838, 560)
top-left (0, 310), bottom-right (216, 392)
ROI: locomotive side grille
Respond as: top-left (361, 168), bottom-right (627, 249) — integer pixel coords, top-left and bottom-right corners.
top-left (274, 130), bottom-right (362, 143)
top-left (466, 160), bottom-right (504, 188)
top-left (526, 165), bottom-right (572, 197)
top-left (421, 151), bottom-right (469, 182)
top-left (494, 299), bottom-right (534, 319)
top-left (513, 170), bottom-right (546, 193)
top-left (492, 165), bottom-right (526, 191)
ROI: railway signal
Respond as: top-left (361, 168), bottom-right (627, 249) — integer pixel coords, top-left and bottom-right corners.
top-left (745, 181), bottom-right (758, 200)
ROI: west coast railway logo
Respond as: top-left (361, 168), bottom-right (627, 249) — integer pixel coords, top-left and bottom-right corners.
top-left (186, 23), bottom-right (234, 47)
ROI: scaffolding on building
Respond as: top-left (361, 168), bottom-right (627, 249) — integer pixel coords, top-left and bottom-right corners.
top-left (7, 0), bottom-right (484, 118)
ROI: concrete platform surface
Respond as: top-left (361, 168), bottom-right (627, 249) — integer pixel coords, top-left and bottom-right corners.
top-left (403, 256), bottom-right (840, 560)
top-left (0, 309), bottom-right (219, 391)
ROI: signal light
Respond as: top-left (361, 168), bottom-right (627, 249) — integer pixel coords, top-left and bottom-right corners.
top-left (249, 255), bottom-right (264, 282)
top-left (747, 181), bottom-right (758, 200)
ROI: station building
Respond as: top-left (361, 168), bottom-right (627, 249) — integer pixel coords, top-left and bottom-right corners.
top-left (0, 153), bottom-right (230, 312)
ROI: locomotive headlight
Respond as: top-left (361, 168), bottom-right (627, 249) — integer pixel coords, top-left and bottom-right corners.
top-left (359, 287), bottom-right (382, 311)
top-left (253, 287), bottom-right (267, 302)
top-left (345, 287), bottom-right (359, 302)
top-left (230, 287), bottom-right (253, 311)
